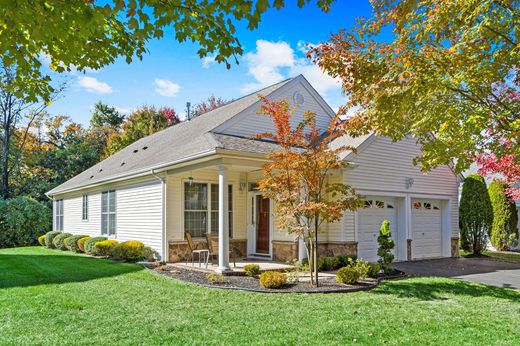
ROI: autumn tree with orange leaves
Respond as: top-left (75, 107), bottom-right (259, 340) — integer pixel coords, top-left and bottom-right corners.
top-left (255, 98), bottom-right (360, 286)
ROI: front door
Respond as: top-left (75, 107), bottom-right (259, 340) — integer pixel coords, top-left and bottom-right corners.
top-left (255, 195), bottom-right (270, 254)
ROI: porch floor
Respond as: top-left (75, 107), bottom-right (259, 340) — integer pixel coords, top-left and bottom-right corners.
top-left (170, 259), bottom-right (296, 276)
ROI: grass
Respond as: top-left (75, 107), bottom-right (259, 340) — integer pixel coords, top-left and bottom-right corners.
top-left (460, 249), bottom-right (520, 263)
top-left (1, 247), bottom-right (519, 346)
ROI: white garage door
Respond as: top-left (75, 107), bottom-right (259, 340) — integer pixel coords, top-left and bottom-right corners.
top-left (411, 199), bottom-right (442, 259)
top-left (357, 197), bottom-right (397, 262)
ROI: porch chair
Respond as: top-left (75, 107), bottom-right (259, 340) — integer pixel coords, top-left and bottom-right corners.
top-left (206, 234), bottom-right (237, 268)
top-left (185, 231), bottom-right (209, 269)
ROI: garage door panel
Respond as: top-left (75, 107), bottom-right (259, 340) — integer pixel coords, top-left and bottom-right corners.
top-left (412, 199), bottom-right (442, 259)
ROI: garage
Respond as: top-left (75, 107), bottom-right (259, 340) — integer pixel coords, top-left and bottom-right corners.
top-left (411, 199), bottom-right (442, 259)
top-left (357, 197), bottom-right (397, 262)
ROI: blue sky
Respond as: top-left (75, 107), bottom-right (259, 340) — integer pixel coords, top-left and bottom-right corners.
top-left (46, 1), bottom-right (375, 125)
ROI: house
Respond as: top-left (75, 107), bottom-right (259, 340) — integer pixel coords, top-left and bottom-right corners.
top-left (47, 75), bottom-right (461, 272)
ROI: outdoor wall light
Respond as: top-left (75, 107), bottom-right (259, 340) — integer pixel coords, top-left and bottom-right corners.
top-left (188, 176), bottom-right (193, 186)
top-left (405, 177), bottom-right (414, 189)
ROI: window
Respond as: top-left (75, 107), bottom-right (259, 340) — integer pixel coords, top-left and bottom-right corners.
top-left (184, 182), bottom-right (233, 238)
top-left (82, 195), bottom-right (88, 220)
top-left (101, 190), bottom-right (116, 235)
top-left (55, 199), bottom-right (64, 231)
top-left (375, 200), bottom-right (385, 208)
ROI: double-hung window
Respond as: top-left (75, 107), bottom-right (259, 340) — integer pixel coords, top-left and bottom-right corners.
top-left (82, 195), bottom-right (88, 221)
top-left (55, 199), bottom-right (64, 231)
top-left (184, 182), bottom-right (233, 238)
top-left (101, 190), bottom-right (116, 235)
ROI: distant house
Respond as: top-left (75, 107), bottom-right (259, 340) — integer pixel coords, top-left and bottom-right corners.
top-left (47, 75), bottom-right (461, 272)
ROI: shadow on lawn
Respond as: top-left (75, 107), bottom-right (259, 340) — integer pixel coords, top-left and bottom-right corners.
top-left (373, 278), bottom-right (520, 302)
top-left (0, 252), bottom-right (142, 289)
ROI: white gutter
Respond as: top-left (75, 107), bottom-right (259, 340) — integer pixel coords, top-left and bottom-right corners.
top-left (47, 149), bottom-right (217, 197)
top-left (151, 168), bottom-right (167, 263)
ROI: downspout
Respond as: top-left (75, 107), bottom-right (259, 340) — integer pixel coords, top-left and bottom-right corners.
top-left (151, 169), bottom-right (167, 263)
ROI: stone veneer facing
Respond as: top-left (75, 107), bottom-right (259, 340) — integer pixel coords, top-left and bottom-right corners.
top-left (271, 241), bottom-right (358, 262)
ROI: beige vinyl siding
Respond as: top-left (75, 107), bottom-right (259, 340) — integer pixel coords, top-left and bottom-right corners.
top-left (214, 78), bottom-right (333, 138)
top-left (344, 136), bottom-right (460, 238)
top-left (54, 177), bottom-right (163, 255)
top-left (166, 168), bottom-right (247, 242)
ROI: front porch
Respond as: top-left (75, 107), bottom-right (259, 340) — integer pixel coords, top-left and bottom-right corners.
top-left (170, 258), bottom-right (296, 276)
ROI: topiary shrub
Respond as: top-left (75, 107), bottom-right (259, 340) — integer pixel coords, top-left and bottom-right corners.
top-left (52, 232), bottom-right (72, 250)
top-left (259, 271), bottom-right (287, 289)
top-left (367, 263), bottom-right (381, 278)
top-left (377, 220), bottom-right (395, 274)
top-left (94, 239), bottom-right (119, 257)
top-left (38, 235), bottom-right (46, 246)
top-left (84, 237), bottom-right (107, 255)
top-left (64, 235), bottom-right (87, 252)
top-left (488, 181), bottom-right (518, 251)
top-left (244, 264), bottom-right (260, 277)
top-left (77, 236), bottom-right (91, 253)
top-left (0, 196), bottom-right (51, 248)
top-left (336, 266), bottom-right (360, 284)
top-left (44, 231), bottom-right (62, 248)
top-left (112, 240), bottom-right (150, 261)
top-left (459, 174), bottom-right (493, 254)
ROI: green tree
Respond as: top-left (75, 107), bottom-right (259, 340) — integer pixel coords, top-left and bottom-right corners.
top-left (377, 220), bottom-right (394, 274)
top-left (105, 106), bottom-right (179, 157)
top-left (89, 102), bottom-right (125, 159)
top-left (488, 181), bottom-right (519, 251)
top-left (1, 1), bottom-right (334, 102)
top-left (310, 0), bottom-right (519, 174)
top-left (459, 174), bottom-right (493, 255)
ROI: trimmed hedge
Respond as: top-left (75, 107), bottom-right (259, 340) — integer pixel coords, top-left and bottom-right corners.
top-left (84, 237), bottom-right (107, 255)
top-left (459, 174), bottom-right (493, 254)
top-left (64, 235), bottom-right (87, 252)
top-left (95, 240), bottom-right (119, 256)
top-left (77, 236), bottom-right (91, 253)
top-left (38, 235), bottom-right (46, 246)
top-left (45, 231), bottom-right (62, 248)
top-left (244, 264), bottom-right (260, 277)
top-left (0, 196), bottom-right (51, 248)
top-left (112, 240), bottom-right (155, 262)
top-left (488, 181), bottom-right (519, 251)
top-left (52, 233), bottom-right (72, 250)
top-left (259, 271), bottom-right (287, 289)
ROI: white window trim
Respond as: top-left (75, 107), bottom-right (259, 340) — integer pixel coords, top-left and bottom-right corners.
top-left (82, 194), bottom-right (89, 221)
top-left (55, 199), bottom-right (64, 231)
top-left (101, 190), bottom-right (117, 237)
top-left (182, 179), bottom-right (234, 240)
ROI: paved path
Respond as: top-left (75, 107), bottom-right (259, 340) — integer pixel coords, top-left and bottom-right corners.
top-left (393, 257), bottom-right (520, 290)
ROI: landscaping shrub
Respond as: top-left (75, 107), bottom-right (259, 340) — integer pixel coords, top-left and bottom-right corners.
top-left (367, 263), bottom-right (381, 278)
top-left (142, 246), bottom-right (157, 262)
top-left (52, 233), bottom-right (72, 250)
top-left (336, 266), bottom-right (360, 284)
top-left (259, 271), bottom-right (287, 289)
top-left (44, 231), bottom-right (61, 248)
top-left (348, 258), bottom-right (370, 279)
top-left (84, 237), bottom-right (107, 255)
top-left (244, 264), bottom-right (260, 277)
top-left (112, 240), bottom-right (151, 261)
top-left (286, 271), bottom-right (299, 284)
top-left (206, 273), bottom-right (225, 284)
top-left (488, 181), bottom-right (518, 251)
top-left (377, 220), bottom-right (395, 274)
top-left (77, 236), bottom-right (91, 252)
top-left (459, 174), bottom-right (493, 254)
top-left (302, 255), bottom-right (355, 271)
top-left (38, 235), bottom-right (46, 246)
top-left (94, 240), bottom-right (119, 257)
top-left (64, 235), bottom-right (87, 252)
top-left (0, 196), bottom-right (51, 248)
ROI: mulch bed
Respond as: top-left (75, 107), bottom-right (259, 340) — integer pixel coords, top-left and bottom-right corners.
top-left (146, 265), bottom-right (407, 293)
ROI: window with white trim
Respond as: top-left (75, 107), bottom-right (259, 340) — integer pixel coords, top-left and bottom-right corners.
top-left (55, 199), bottom-right (64, 231)
top-left (82, 194), bottom-right (88, 221)
top-left (184, 182), bottom-right (233, 238)
top-left (101, 190), bottom-right (116, 235)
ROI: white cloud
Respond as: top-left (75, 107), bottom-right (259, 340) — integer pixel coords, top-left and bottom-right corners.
top-left (77, 76), bottom-right (113, 94)
top-left (241, 40), bottom-right (340, 96)
top-left (154, 78), bottom-right (181, 97)
top-left (202, 55), bottom-right (217, 69)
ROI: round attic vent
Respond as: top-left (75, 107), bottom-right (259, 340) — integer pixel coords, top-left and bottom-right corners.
top-left (293, 91), bottom-right (304, 105)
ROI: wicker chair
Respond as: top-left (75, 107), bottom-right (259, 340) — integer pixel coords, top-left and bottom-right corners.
top-left (206, 234), bottom-right (237, 268)
top-left (185, 232), bottom-right (209, 268)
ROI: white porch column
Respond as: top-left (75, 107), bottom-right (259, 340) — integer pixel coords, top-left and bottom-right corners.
top-left (216, 165), bottom-right (231, 273)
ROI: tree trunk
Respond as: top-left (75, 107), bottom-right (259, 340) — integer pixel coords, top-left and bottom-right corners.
top-left (314, 214), bottom-right (319, 287)
top-left (1, 127), bottom-right (9, 199)
top-left (308, 237), bottom-right (314, 285)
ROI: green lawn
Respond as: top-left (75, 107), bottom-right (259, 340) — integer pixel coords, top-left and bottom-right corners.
top-left (1, 247), bottom-right (519, 345)
top-left (460, 249), bottom-right (520, 263)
